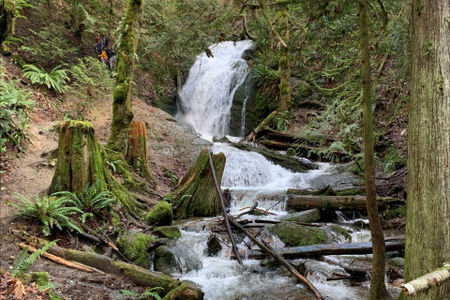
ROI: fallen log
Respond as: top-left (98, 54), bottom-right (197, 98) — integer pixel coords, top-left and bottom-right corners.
top-left (247, 240), bottom-right (405, 260)
top-left (287, 194), bottom-right (404, 211)
top-left (228, 217), bottom-right (323, 300)
top-left (246, 110), bottom-right (278, 142)
top-left (401, 262), bottom-right (450, 296)
top-left (231, 142), bottom-right (318, 172)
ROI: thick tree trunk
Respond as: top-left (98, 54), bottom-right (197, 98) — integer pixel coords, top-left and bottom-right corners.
top-left (359, 1), bottom-right (389, 298)
top-left (286, 194), bottom-right (403, 212)
top-left (49, 121), bottom-right (107, 194)
top-left (126, 120), bottom-right (155, 186)
top-left (107, 0), bottom-right (144, 154)
top-left (404, 1), bottom-right (450, 299)
top-left (0, 0), bottom-right (15, 44)
top-left (168, 149), bottom-right (226, 219)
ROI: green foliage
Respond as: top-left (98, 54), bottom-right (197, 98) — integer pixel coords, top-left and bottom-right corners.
top-left (272, 111), bottom-right (294, 132)
top-left (20, 23), bottom-right (79, 65)
top-left (52, 182), bottom-right (116, 223)
top-left (314, 141), bottom-right (349, 163)
top-left (0, 64), bottom-right (33, 154)
top-left (68, 57), bottom-right (114, 100)
top-left (382, 147), bottom-right (405, 174)
top-left (12, 194), bottom-right (83, 236)
top-left (11, 240), bottom-right (58, 278)
top-left (15, 0), bottom-right (35, 18)
top-left (120, 287), bottom-right (163, 300)
top-left (23, 64), bottom-right (69, 93)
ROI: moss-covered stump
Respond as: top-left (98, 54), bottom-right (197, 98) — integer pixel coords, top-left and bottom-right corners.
top-left (145, 201), bottom-right (173, 226)
top-left (153, 226), bottom-right (181, 239)
top-left (269, 222), bottom-right (330, 247)
top-left (126, 120), bottom-right (155, 186)
top-left (116, 230), bottom-right (157, 268)
top-left (154, 246), bottom-right (182, 275)
top-left (162, 281), bottom-right (204, 300)
top-left (168, 149), bottom-right (226, 219)
top-left (49, 121), bottom-right (107, 194)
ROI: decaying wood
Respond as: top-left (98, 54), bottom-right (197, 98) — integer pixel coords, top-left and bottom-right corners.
top-left (18, 243), bottom-right (102, 274)
top-left (208, 151), bottom-right (243, 266)
top-left (245, 110), bottom-right (278, 142)
top-left (401, 263), bottom-right (450, 296)
top-left (247, 239), bottom-right (405, 260)
top-left (228, 217), bottom-right (323, 300)
top-left (287, 194), bottom-right (404, 211)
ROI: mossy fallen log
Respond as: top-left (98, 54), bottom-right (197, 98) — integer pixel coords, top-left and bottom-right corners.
top-left (286, 194), bottom-right (404, 211)
top-left (245, 110), bottom-right (278, 142)
top-left (167, 149), bottom-right (226, 219)
top-left (231, 142), bottom-right (317, 172)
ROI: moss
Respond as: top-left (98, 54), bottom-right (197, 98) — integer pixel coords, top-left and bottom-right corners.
top-left (382, 147), bottom-right (406, 174)
top-left (332, 225), bottom-right (352, 241)
top-left (111, 210), bottom-right (121, 229)
top-left (162, 281), bottom-right (204, 300)
top-left (145, 201), bottom-right (173, 226)
top-left (269, 222), bottom-right (329, 247)
top-left (385, 205), bottom-right (406, 220)
top-left (286, 147), bottom-right (296, 156)
top-left (116, 231), bottom-right (156, 268)
top-left (67, 120), bottom-right (93, 129)
top-left (153, 226), bottom-right (181, 239)
top-left (336, 189), bottom-right (365, 196)
top-left (31, 272), bottom-right (50, 288)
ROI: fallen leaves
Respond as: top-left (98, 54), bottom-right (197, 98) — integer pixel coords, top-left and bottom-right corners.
top-left (0, 272), bottom-right (49, 300)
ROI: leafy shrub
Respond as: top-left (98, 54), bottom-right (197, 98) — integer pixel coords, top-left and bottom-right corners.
top-left (12, 194), bottom-right (83, 236)
top-left (52, 182), bottom-right (116, 223)
top-left (0, 65), bottom-right (33, 154)
top-left (11, 240), bottom-right (57, 279)
top-left (23, 64), bottom-right (69, 94)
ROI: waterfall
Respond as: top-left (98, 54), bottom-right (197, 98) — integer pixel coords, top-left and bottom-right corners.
top-left (176, 40), bottom-right (253, 140)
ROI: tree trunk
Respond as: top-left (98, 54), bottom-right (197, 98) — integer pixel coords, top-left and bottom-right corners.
top-left (404, 1), bottom-right (450, 299)
top-left (168, 149), bottom-right (226, 219)
top-left (0, 0), bottom-right (15, 42)
top-left (49, 121), bottom-right (107, 194)
top-left (359, 1), bottom-right (389, 299)
top-left (126, 120), bottom-right (155, 186)
top-left (107, 0), bottom-right (144, 154)
top-left (278, 7), bottom-right (291, 112)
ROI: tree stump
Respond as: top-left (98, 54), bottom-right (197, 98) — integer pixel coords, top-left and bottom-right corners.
top-left (49, 121), bottom-right (107, 194)
top-left (169, 149), bottom-right (226, 219)
top-left (126, 120), bottom-right (155, 186)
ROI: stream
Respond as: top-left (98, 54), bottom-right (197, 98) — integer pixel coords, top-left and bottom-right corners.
top-left (172, 41), bottom-right (399, 299)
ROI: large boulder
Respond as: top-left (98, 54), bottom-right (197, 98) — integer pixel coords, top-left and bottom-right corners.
top-left (154, 246), bottom-right (182, 275)
top-left (116, 231), bottom-right (157, 268)
top-left (145, 201), bottom-right (173, 226)
top-left (269, 222), bottom-right (329, 247)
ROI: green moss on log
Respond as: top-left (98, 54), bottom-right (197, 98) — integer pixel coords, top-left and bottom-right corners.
top-left (145, 201), bottom-right (173, 226)
top-left (116, 231), bottom-right (156, 268)
top-left (269, 222), bottom-right (329, 247)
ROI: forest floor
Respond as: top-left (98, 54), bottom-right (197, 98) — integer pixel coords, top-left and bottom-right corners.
top-left (0, 53), bottom-right (209, 298)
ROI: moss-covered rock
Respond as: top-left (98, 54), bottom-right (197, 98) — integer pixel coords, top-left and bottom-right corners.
top-left (162, 281), bottom-right (204, 300)
top-left (154, 246), bottom-right (182, 275)
top-left (116, 230), bottom-right (156, 268)
top-left (145, 201), bottom-right (173, 226)
top-left (269, 222), bottom-right (329, 247)
top-left (153, 226), bottom-right (181, 239)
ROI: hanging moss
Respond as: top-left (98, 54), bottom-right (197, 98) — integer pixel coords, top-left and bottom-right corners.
top-left (145, 201), bottom-right (173, 226)
top-left (166, 149), bottom-right (226, 219)
top-left (116, 230), bottom-right (156, 268)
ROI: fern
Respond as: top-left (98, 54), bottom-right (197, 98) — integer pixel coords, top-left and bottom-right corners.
top-left (23, 64), bottom-right (69, 94)
top-left (11, 240), bottom-right (58, 278)
top-left (12, 194), bottom-right (83, 236)
top-left (120, 287), bottom-right (163, 300)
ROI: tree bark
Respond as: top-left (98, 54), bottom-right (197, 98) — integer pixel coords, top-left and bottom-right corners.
top-left (402, 263), bottom-right (450, 296)
top-left (126, 120), bottom-right (155, 186)
top-left (49, 121), bottom-right (107, 194)
top-left (359, 1), bottom-right (389, 298)
top-left (0, 0), bottom-right (15, 44)
top-left (278, 6), bottom-right (291, 112)
top-left (107, 0), bottom-right (144, 154)
top-left (404, 1), bottom-right (450, 299)
top-left (286, 195), bottom-right (403, 212)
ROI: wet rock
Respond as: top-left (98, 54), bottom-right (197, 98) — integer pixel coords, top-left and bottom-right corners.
top-left (154, 246), bottom-right (182, 275)
top-left (206, 234), bottom-right (222, 256)
top-left (162, 281), bottom-right (204, 300)
top-left (268, 222), bottom-right (329, 247)
top-left (145, 201), bottom-right (173, 226)
top-left (116, 230), bottom-right (156, 268)
top-left (281, 209), bottom-right (320, 223)
top-left (153, 226), bottom-right (181, 239)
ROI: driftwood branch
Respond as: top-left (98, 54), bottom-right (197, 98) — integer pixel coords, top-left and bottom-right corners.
top-left (401, 262), bottom-right (450, 296)
top-left (208, 151), bottom-right (243, 266)
top-left (228, 216), bottom-right (323, 299)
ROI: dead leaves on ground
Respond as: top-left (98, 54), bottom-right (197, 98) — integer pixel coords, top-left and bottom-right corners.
top-left (0, 273), bottom-right (49, 300)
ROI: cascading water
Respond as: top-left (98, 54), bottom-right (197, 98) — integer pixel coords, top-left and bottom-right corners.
top-left (171, 41), bottom-right (396, 299)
